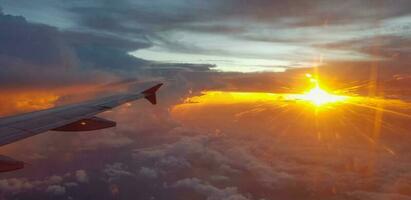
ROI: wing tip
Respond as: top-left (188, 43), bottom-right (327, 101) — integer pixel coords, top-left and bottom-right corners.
top-left (142, 83), bottom-right (163, 105)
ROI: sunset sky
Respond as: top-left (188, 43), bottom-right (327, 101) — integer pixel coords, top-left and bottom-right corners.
top-left (0, 1), bottom-right (411, 200)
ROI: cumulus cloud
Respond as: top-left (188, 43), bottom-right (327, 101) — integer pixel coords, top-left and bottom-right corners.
top-left (74, 131), bottom-right (134, 151)
top-left (172, 177), bottom-right (250, 200)
top-left (75, 170), bottom-right (89, 183)
top-left (0, 178), bottom-right (34, 193)
top-left (64, 182), bottom-right (78, 188)
top-left (0, 169), bottom-right (89, 197)
top-left (46, 185), bottom-right (66, 195)
top-left (133, 132), bottom-right (295, 189)
top-left (347, 191), bottom-right (411, 200)
top-left (103, 162), bottom-right (135, 182)
top-left (133, 135), bottom-right (227, 171)
top-left (0, 12), bottom-right (116, 89)
top-left (0, 175), bottom-right (66, 194)
top-left (139, 167), bottom-right (158, 179)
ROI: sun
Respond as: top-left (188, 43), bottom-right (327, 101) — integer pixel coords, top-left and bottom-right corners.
top-left (301, 85), bottom-right (346, 106)
top-left (297, 74), bottom-right (347, 106)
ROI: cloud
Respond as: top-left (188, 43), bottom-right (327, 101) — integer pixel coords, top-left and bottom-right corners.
top-left (0, 171), bottom-right (80, 197)
top-left (0, 175), bottom-right (64, 193)
top-left (132, 130), bottom-right (296, 196)
top-left (75, 170), bottom-right (89, 183)
top-left (0, 10), bottom-right (217, 116)
top-left (32, 0), bottom-right (411, 33)
top-left (1, 94), bottom-right (411, 200)
top-left (172, 177), bottom-right (250, 200)
top-left (0, 11), bottom-right (185, 91)
top-left (4, 0), bottom-right (410, 73)
top-left (0, 1), bottom-right (411, 200)
top-left (0, 12), bottom-right (119, 89)
top-left (64, 182), bottom-right (78, 188)
top-left (74, 131), bottom-right (134, 151)
top-left (45, 185), bottom-right (66, 195)
top-left (139, 167), bottom-right (158, 179)
top-left (48, 175), bottom-right (64, 185)
top-left (133, 135), bottom-right (228, 171)
top-left (103, 163), bottom-right (135, 182)
top-left (157, 156), bottom-right (191, 169)
top-left (347, 191), bottom-right (411, 200)
top-left (0, 13), bottom-right (76, 67)
top-left (0, 178), bottom-right (34, 193)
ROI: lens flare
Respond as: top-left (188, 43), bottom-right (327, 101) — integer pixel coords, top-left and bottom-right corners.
top-left (286, 74), bottom-right (349, 107)
top-left (172, 73), bottom-right (411, 160)
top-left (300, 85), bottom-right (347, 106)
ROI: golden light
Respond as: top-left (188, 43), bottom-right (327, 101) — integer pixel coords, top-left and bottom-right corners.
top-left (293, 73), bottom-right (347, 106)
top-left (0, 91), bottom-right (60, 117)
top-left (299, 85), bottom-right (347, 106)
top-left (171, 73), bottom-right (411, 160)
top-left (176, 75), bottom-right (349, 108)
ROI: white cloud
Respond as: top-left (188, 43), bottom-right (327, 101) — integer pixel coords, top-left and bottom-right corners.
top-left (64, 182), bottom-right (78, 188)
top-left (173, 177), bottom-right (250, 200)
top-left (103, 162), bottom-right (135, 182)
top-left (139, 167), bottom-right (158, 179)
top-left (134, 134), bottom-right (294, 189)
top-left (158, 156), bottom-right (191, 169)
top-left (46, 185), bottom-right (66, 195)
top-left (0, 169), bottom-right (85, 195)
top-left (75, 170), bottom-right (89, 183)
top-left (75, 131), bottom-right (134, 151)
top-left (47, 175), bottom-right (64, 185)
top-left (209, 175), bottom-right (229, 182)
top-left (347, 191), bottom-right (411, 200)
top-left (0, 178), bottom-right (34, 193)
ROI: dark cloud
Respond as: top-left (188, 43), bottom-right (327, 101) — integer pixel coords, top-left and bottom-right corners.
top-left (0, 13), bottom-right (76, 67)
top-left (0, 12), bottom-right (112, 88)
top-left (0, 10), bottom-right (213, 91)
top-left (66, 0), bottom-right (222, 33)
top-left (208, 0), bottom-right (411, 30)
top-left (2, 0), bottom-right (410, 70)
top-left (62, 0), bottom-right (411, 33)
top-left (318, 35), bottom-right (411, 61)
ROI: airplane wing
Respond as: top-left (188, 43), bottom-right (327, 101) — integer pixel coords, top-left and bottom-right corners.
top-left (0, 83), bottom-right (163, 172)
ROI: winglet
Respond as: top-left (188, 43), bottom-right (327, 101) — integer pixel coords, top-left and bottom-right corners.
top-left (142, 83), bottom-right (163, 105)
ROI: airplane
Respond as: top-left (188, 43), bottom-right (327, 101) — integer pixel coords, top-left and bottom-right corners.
top-left (0, 83), bottom-right (163, 173)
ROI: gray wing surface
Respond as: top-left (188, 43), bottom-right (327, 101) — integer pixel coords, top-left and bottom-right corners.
top-left (0, 83), bottom-right (162, 147)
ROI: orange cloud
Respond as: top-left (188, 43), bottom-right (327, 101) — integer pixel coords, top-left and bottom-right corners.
top-left (0, 90), bottom-right (60, 117)
top-left (0, 84), bottom-right (113, 117)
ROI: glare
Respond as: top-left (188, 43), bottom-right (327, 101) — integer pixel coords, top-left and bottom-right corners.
top-left (172, 74), bottom-right (411, 157)
top-left (175, 74), bottom-right (349, 108)
top-left (301, 86), bottom-right (347, 106)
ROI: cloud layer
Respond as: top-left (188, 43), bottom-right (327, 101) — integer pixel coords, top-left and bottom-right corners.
top-left (2, 0), bottom-right (410, 72)
top-left (0, 1), bottom-right (411, 200)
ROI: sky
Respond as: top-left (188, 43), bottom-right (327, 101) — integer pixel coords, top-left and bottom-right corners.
top-left (0, 0), bottom-right (411, 200)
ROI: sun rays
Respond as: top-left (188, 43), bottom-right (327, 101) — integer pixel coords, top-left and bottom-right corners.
top-left (172, 74), bottom-right (411, 158)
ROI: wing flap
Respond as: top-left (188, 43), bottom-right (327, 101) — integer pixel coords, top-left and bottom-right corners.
top-left (52, 117), bottom-right (116, 132)
top-left (0, 155), bottom-right (24, 172)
